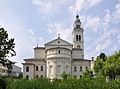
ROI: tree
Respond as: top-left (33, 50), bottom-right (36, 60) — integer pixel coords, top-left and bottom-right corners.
top-left (99, 53), bottom-right (107, 61)
top-left (0, 27), bottom-right (16, 66)
top-left (94, 51), bottom-right (120, 80)
top-left (104, 51), bottom-right (120, 80)
top-left (93, 53), bottom-right (107, 76)
top-left (82, 69), bottom-right (93, 79)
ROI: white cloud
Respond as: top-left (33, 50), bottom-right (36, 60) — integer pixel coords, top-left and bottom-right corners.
top-left (103, 9), bottom-right (111, 25)
top-left (85, 27), bottom-right (120, 59)
top-left (95, 27), bottom-right (119, 51)
top-left (85, 15), bottom-right (101, 33)
top-left (75, 0), bottom-right (85, 12)
top-left (75, 0), bottom-right (103, 12)
top-left (96, 39), bottom-right (112, 51)
top-left (0, 1), bottom-right (45, 68)
top-left (32, 0), bottom-right (53, 14)
top-left (32, 0), bottom-right (70, 14)
top-left (112, 0), bottom-right (120, 23)
top-left (28, 29), bottom-right (44, 46)
top-left (47, 23), bottom-right (72, 41)
top-left (117, 34), bottom-right (120, 44)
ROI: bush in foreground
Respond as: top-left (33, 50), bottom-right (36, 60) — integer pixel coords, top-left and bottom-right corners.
top-left (3, 76), bottom-right (120, 89)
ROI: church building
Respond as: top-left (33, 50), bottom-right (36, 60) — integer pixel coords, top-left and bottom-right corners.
top-left (22, 15), bottom-right (93, 80)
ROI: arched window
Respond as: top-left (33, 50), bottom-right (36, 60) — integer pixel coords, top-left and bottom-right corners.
top-left (79, 35), bottom-right (81, 41)
top-left (80, 66), bottom-right (82, 71)
top-left (41, 75), bottom-right (43, 78)
top-left (86, 66), bottom-right (88, 70)
top-left (36, 66), bottom-right (38, 71)
top-left (58, 50), bottom-right (60, 54)
top-left (80, 75), bottom-right (82, 78)
top-left (26, 66), bottom-right (29, 72)
top-left (26, 75), bottom-right (29, 79)
top-left (74, 75), bottom-right (77, 78)
top-left (41, 66), bottom-right (43, 71)
top-left (76, 35), bottom-right (78, 41)
top-left (58, 41), bottom-right (60, 43)
top-left (36, 75), bottom-right (38, 78)
top-left (77, 45), bottom-right (80, 48)
top-left (58, 65), bottom-right (61, 74)
top-left (76, 25), bottom-right (80, 28)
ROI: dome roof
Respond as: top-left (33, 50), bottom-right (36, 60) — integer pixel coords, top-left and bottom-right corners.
top-left (75, 15), bottom-right (80, 22)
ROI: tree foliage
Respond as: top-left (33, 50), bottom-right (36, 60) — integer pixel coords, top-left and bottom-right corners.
top-left (82, 69), bottom-right (93, 79)
top-left (93, 53), bottom-right (107, 75)
top-left (61, 71), bottom-right (69, 80)
top-left (4, 77), bottom-right (120, 89)
top-left (0, 27), bottom-right (16, 66)
top-left (94, 51), bottom-right (120, 80)
top-left (104, 51), bottom-right (120, 80)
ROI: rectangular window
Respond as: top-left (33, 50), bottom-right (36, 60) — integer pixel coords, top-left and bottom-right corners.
top-left (26, 66), bottom-right (29, 72)
top-left (74, 66), bottom-right (77, 72)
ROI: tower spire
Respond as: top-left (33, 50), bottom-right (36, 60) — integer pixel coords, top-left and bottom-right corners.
top-left (76, 10), bottom-right (79, 18)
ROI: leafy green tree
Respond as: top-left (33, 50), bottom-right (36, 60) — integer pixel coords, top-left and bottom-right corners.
top-left (61, 71), bottom-right (68, 80)
top-left (18, 73), bottom-right (23, 79)
top-left (93, 53), bottom-right (107, 75)
top-left (82, 69), bottom-right (93, 79)
top-left (104, 51), bottom-right (120, 80)
top-left (0, 27), bottom-right (16, 66)
top-left (99, 53), bottom-right (107, 61)
top-left (93, 56), bottom-right (105, 75)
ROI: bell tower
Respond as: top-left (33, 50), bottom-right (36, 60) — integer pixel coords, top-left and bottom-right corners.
top-left (72, 15), bottom-right (84, 50)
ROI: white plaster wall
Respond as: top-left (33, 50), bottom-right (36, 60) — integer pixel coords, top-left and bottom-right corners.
top-left (23, 65), bottom-right (34, 80)
top-left (72, 50), bottom-right (84, 59)
top-left (34, 61), bottom-right (46, 78)
top-left (34, 48), bottom-right (46, 59)
top-left (46, 48), bottom-right (71, 59)
top-left (47, 58), bottom-right (71, 79)
top-left (73, 30), bottom-right (83, 42)
top-left (71, 61), bottom-right (91, 78)
top-left (72, 29), bottom-right (84, 48)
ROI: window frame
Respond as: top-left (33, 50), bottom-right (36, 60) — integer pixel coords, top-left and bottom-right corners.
top-left (41, 66), bottom-right (43, 71)
top-left (36, 66), bottom-right (39, 71)
top-left (26, 66), bottom-right (29, 72)
top-left (74, 66), bottom-right (77, 72)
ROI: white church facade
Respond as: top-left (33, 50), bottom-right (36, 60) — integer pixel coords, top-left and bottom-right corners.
top-left (22, 15), bottom-right (93, 80)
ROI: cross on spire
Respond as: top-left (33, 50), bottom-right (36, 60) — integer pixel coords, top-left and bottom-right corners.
top-left (76, 10), bottom-right (79, 18)
top-left (37, 43), bottom-right (38, 47)
top-left (77, 10), bottom-right (78, 15)
top-left (58, 34), bottom-right (60, 38)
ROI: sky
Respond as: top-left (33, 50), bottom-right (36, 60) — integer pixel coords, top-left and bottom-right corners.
top-left (0, 0), bottom-right (120, 68)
